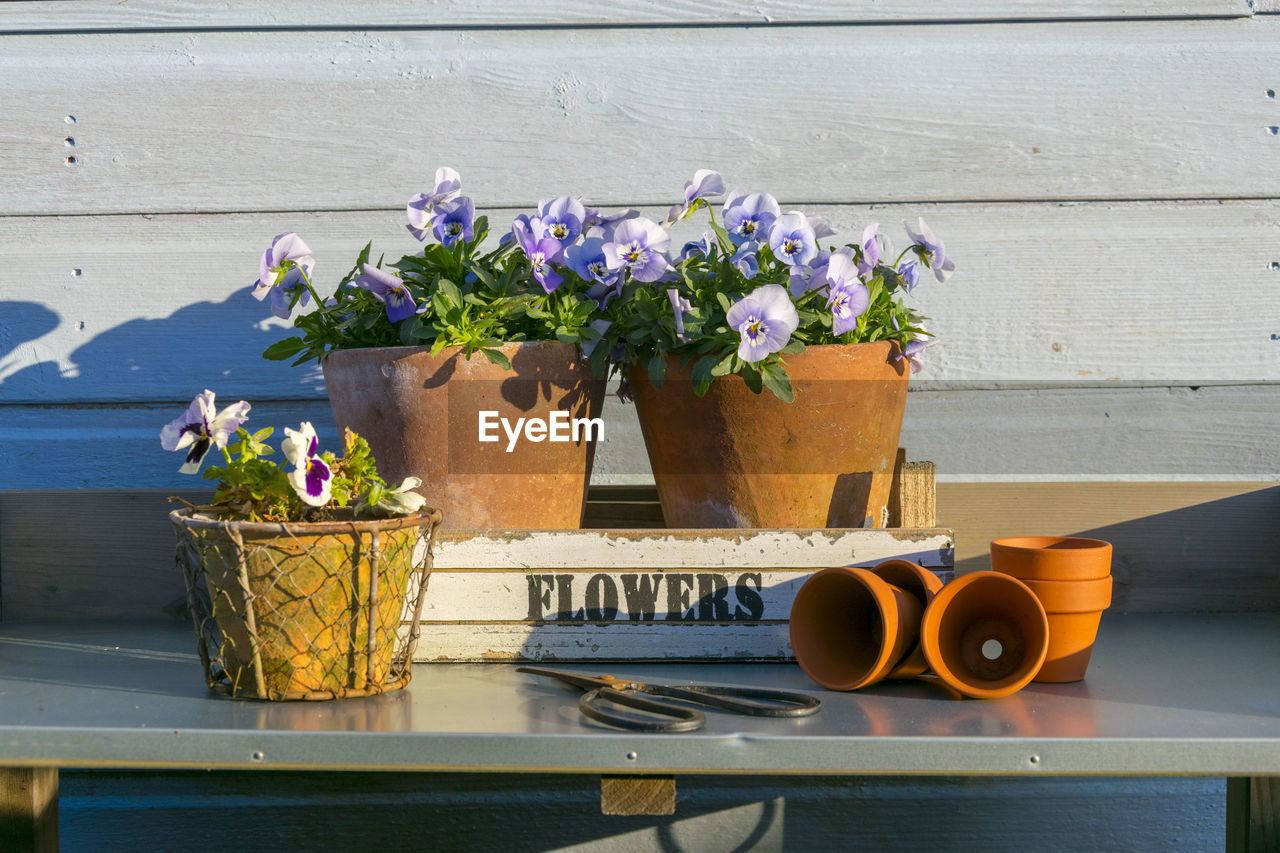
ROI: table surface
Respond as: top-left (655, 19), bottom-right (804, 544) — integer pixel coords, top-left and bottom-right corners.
top-left (0, 613), bottom-right (1276, 776)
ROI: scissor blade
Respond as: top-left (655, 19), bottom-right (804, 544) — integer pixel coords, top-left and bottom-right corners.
top-left (516, 666), bottom-right (616, 693)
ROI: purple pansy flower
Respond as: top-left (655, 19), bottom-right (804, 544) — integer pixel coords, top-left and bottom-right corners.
top-left (354, 264), bottom-right (418, 322)
top-left (808, 215), bottom-right (837, 240)
top-left (904, 217), bottom-right (956, 283)
top-left (823, 250), bottom-right (871, 335)
top-left (583, 207), bottom-right (639, 230)
top-left (282, 421), bottom-right (332, 507)
top-left (897, 259), bottom-right (921, 294)
top-left (723, 191), bottom-right (780, 246)
top-left (680, 233), bottom-right (717, 261)
top-left (667, 169), bottom-right (726, 223)
top-left (160, 390), bottom-right (251, 475)
top-left (725, 284), bottom-right (799, 363)
top-left (666, 288), bottom-right (693, 343)
top-left (857, 221), bottom-right (881, 279)
top-left (407, 167), bottom-right (463, 241)
top-left (731, 241), bottom-right (759, 279)
top-left (538, 196), bottom-right (587, 248)
top-left (768, 212), bottom-right (818, 268)
top-left (251, 233), bottom-right (314, 320)
top-left (789, 248), bottom-right (831, 297)
top-left (602, 217), bottom-right (672, 283)
top-left (514, 222), bottom-right (565, 294)
top-left (896, 334), bottom-right (937, 374)
top-left (431, 196), bottom-right (475, 247)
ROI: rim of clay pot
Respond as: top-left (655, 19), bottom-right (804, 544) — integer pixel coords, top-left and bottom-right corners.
top-left (789, 567), bottom-right (918, 691)
top-left (1020, 575), bottom-right (1113, 613)
top-left (990, 536), bottom-right (1112, 580)
top-left (322, 339), bottom-right (583, 363)
top-left (169, 506), bottom-right (443, 537)
top-left (640, 340), bottom-right (906, 384)
top-left (919, 571), bottom-right (1049, 700)
top-left (871, 559), bottom-right (945, 604)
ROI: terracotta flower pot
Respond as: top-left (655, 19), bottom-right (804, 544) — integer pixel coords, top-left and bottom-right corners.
top-left (870, 559), bottom-right (944, 679)
top-left (631, 342), bottom-right (909, 528)
top-left (919, 571), bottom-right (1049, 700)
top-left (1020, 576), bottom-right (1112, 683)
top-left (990, 536), bottom-right (1112, 581)
top-left (323, 341), bottom-right (606, 530)
top-left (789, 567), bottom-right (924, 691)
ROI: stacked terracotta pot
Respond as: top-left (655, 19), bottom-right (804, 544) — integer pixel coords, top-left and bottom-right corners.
top-left (790, 540), bottom-right (1113, 698)
top-left (990, 536), bottom-right (1113, 683)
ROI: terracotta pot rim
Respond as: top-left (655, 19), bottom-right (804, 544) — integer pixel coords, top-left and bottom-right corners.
top-left (919, 571), bottom-right (1049, 700)
top-left (991, 536), bottom-right (1112, 553)
top-left (871, 559), bottom-right (945, 605)
top-left (322, 339), bottom-right (582, 364)
top-left (1019, 575), bottom-right (1114, 613)
top-left (790, 567), bottom-right (907, 691)
top-left (170, 506), bottom-right (443, 537)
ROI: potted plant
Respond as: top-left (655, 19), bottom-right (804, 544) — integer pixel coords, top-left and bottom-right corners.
top-left (585, 169), bottom-right (952, 528)
top-left (251, 168), bottom-right (618, 529)
top-left (163, 390), bottom-right (443, 700)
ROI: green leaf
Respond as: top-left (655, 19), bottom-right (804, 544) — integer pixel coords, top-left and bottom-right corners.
top-left (480, 348), bottom-right (511, 369)
top-left (780, 339), bottom-right (807, 355)
top-left (715, 292), bottom-right (734, 314)
top-left (636, 298), bottom-right (659, 322)
top-left (262, 337), bottom-right (307, 361)
top-left (647, 352), bottom-right (667, 388)
top-left (760, 361), bottom-right (795, 403)
top-left (740, 365), bottom-right (763, 395)
top-left (691, 354), bottom-right (718, 396)
top-left (709, 351), bottom-right (736, 377)
top-left (437, 277), bottom-right (463, 307)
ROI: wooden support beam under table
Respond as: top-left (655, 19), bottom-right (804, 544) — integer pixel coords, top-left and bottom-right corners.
top-left (0, 767), bottom-right (58, 853)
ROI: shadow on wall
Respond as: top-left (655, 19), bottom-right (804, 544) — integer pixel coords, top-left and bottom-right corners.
top-left (0, 290), bottom-right (320, 402)
top-left (951, 485), bottom-right (1280, 613)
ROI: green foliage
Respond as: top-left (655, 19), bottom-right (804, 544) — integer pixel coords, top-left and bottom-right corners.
top-left (199, 427), bottom-right (417, 523)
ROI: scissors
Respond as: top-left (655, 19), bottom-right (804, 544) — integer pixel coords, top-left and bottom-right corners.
top-left (517, 666), bottom-right (822, 733)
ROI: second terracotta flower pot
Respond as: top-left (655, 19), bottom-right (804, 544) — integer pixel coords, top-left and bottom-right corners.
top-left (789, 567), bottom-right (924, 691)
top-left (1020, 576), bottom-right (1112, 683)
top-left (919, 572), bottom-right (1049, 699)
top-left (631, 343), bottom-right (909, 528)
top-left (871, 559), bottom-right (944, 679)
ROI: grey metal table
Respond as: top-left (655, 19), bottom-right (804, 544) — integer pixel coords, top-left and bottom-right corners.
top-left (0, 613), bottom-right (1277, 847)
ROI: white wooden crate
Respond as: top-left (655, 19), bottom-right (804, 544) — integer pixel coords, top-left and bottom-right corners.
top-left (404, 527), bottom-right (954, 662)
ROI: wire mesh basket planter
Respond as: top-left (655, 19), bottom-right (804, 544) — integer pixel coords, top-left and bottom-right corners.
top-left (170, 506), bottom-right (443, 701)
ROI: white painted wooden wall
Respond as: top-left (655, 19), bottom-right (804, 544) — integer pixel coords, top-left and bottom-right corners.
top-left (1, 1), bottom-right (1277, 490)
top-left (0, 3), bottom-right (1271, 849)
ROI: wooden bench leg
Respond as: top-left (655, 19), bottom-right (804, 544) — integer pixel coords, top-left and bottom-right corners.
top-left (601, 775), bottom-right (676, 815)
top-left (0, 767), bottom-right (58, 853)
top-left (1226, 776), bottom-right (1279, 853)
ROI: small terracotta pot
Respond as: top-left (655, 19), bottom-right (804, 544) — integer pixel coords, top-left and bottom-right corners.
top-left (870, 559), bottom-right (944, 679)
top-left (990, 536), bottom-right (1112, 581)
top-left (1019, 576), bottom-right (1112, 683)
top-left (919, 571), bottom-right (1049, 700)
top-left (789, 567), bottom-right (924, 691)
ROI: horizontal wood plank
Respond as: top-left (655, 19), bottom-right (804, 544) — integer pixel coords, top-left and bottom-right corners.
top-left (2, 21), bottom-right (1278, 215)
top-left (414, 567), bottom-right (955, 625)
top-left (0, 0), bottom-right (1252, 32)
top-left (3, 384), bottom-right (1277, 491)
top-left (431, 529), bottom-right (953, 569)
top-left (2, 200), bottom-right (1277, 408)
top-left (1, 483), bottom-right (1274, 621)
top-left (407, 620), bottom-right (798, 661)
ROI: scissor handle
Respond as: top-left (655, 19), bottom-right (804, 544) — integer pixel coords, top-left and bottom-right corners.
top-left (579, 687), bottom-right (706, 733)
top-left (643, 684), bottom-right (822, 718)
